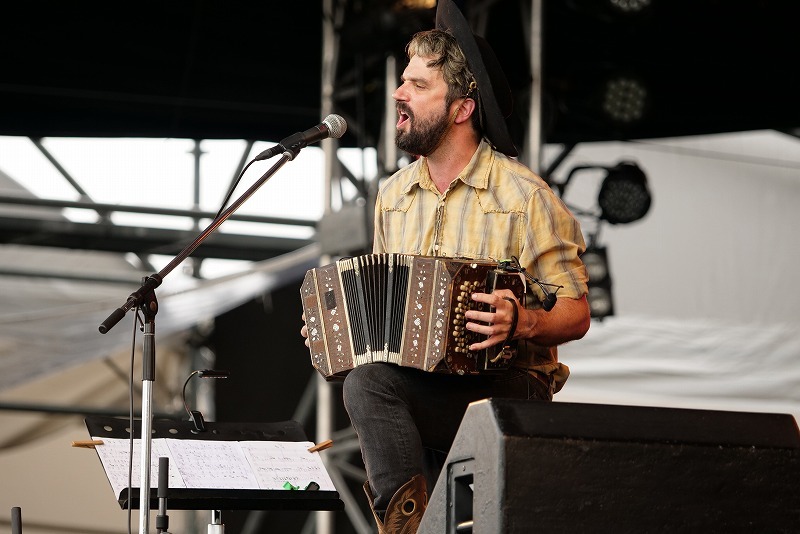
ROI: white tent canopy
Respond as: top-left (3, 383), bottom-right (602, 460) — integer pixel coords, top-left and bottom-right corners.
top-left (549, 130), bottom-right (800, 421)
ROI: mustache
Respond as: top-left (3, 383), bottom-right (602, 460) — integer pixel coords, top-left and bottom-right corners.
top-left (397, 103), bottom-right (414, 119)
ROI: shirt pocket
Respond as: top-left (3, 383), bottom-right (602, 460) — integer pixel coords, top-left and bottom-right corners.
top-left (448, 210), bottom-right (524, 261)
top-left (378, 189), bottom-right (426, 254)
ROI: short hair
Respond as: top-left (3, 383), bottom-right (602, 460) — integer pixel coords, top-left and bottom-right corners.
top-left (406, 29), bottom-right (481, 131)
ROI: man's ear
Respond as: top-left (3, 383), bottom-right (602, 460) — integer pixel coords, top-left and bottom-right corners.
top-left (453, 97), bottom-right (477, 124)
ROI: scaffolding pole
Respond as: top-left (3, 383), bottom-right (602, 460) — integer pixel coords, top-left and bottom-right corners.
top-left (524, 0), bottom-right (544, 173)
top-left (317, 1), bottom-right (339, 533)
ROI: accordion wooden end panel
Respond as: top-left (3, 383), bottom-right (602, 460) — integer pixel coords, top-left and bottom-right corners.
top-left (301, 254), bottom-right (526, 380)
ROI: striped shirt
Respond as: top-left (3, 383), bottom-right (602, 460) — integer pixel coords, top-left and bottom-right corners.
top-left (373, 139), bottom-right (588, 389)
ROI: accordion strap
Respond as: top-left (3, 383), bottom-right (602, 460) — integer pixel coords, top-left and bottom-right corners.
top-left (491, 296), bottom-right (519, 363)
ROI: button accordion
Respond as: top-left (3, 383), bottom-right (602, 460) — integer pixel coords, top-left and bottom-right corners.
top-left (301, 254), bottom-right (526, 380)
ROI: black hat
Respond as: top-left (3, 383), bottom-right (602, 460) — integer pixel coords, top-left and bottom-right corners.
top-left (436, 0), bottom-right (518, 157)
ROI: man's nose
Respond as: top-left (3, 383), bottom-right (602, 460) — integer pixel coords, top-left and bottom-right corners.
top-left (392, 84), bottom-right (408, 102)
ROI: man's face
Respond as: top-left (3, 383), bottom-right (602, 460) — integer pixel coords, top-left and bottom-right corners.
top-left (393, 54), bottom-right (452, 156)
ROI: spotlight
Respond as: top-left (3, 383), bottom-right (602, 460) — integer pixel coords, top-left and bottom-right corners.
top-left (602, 75), bottom-right (648, 123)
top-left (565, 0), bottom-right (654, 21)
top-left (582, 245), bottom-right (614, 319)
top-left (609, 0), bottom-right (652, 14)
top-left (598, 161), bottom-right (651, 224)
top-left (555, 161), bottom-right (651, 226)
top-left (395, 0), bottom-right (436, 8)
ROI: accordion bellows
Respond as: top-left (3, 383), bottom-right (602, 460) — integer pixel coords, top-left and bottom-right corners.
top-left (301, 254), bottom-right (525, 380)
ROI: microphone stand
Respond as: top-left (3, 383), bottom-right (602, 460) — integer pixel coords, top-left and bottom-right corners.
top-left (155, 457), bottom-right (170, 534)
top-left (11, 506), bottom-right (22, 534)
top-left (98, 150), bottom-right (297, 534)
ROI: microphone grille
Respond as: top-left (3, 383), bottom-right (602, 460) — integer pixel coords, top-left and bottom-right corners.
top-left (323, 114), bottom-right (347, 139)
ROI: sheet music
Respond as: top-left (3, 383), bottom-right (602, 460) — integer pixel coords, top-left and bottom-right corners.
top-left (241, 440), bottom-right (335, 491)
top-left (92, 437), bottom-right (187, 498)
top-left (92, 436), bottom-right (334, 498)
top-left (165, 438), bottom-right (260, 490)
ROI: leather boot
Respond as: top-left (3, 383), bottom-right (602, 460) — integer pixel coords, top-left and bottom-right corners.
top-left (363, 474), bottom-right (427, 534)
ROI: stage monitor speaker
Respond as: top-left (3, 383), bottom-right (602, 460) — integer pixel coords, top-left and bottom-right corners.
top-left (419, 398), bottom-right (800, 534)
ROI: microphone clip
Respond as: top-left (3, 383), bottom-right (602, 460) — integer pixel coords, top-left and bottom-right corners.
top-left (498, 257), bottom-right (562, 312)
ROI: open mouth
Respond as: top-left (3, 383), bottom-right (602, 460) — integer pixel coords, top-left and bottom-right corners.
top-left (397, 107), bottom-right (411, 129)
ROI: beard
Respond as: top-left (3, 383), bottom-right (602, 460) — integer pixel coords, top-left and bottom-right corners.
top-left (395, 103), bottom-right (451, 157)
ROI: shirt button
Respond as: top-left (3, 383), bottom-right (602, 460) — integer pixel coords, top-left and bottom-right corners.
top-left (434, 245), bottom-right (440, 251)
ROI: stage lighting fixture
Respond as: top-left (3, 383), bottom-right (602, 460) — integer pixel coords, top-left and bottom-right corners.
top-left (555, 161), bottom-right (651, 226)
top-left (598, 161), bottom-right (651, 224)
top-left (395, 0), bottom-right (436, 9)
top-left (609, 0), bottom-right (652, 14)
top-left (582, 245), bottom-right (614, 319)
top-left (602, 75), bottom-right (648, 123)
top-left (565, 0), bottom-right (654, 21)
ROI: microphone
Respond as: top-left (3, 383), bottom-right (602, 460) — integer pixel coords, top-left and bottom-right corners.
top-left (254, 114), bottom-right (347, 161)
top-left (498, 257), bottom-right (561, 312)
top-left (526, 276), bottom-right (560, 311)
top-left (541, 290), bottom-right (557, 312)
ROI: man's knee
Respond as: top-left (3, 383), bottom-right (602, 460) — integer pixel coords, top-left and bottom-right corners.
top-left (343, 363), bottom-right (399, 408)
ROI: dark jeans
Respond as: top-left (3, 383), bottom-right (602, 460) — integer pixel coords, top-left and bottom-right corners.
top-left (342, 363), bottom-right (551, 511)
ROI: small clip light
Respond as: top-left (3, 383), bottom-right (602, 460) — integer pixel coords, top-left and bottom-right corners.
top-left (182, 369), bottom-right (230, 433)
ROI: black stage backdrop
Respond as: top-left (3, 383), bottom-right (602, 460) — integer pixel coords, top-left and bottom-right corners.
top-left (211, 280), bottom-right (364, 533)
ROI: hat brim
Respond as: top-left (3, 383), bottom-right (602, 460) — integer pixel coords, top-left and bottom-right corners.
top-left (436, 0), bottom-right (518, 157)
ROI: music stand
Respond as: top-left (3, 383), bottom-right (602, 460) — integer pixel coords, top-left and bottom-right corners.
top-left (85, 415), bottom-right (343, 515)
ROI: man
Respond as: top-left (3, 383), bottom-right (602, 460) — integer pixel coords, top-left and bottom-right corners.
top-left (303, 1), bottom-right (589, 531)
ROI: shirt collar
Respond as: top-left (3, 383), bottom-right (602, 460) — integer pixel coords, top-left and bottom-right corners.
top-left (402, 139), bottom-right (494, 194)
top-left (458, 139), bottom-right (493, 189)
